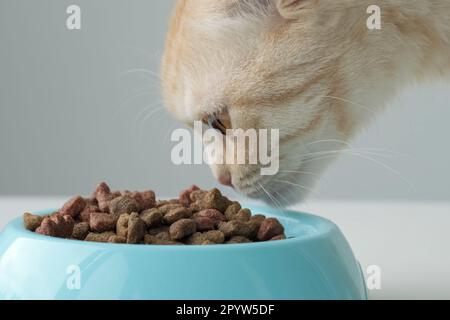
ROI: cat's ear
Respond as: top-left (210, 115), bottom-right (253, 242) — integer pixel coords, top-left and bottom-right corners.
top-left (275, 0), bottom-right (317, 19)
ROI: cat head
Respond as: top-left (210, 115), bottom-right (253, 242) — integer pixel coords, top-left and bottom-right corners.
top-left (161, 0), bottom-right (391, 204)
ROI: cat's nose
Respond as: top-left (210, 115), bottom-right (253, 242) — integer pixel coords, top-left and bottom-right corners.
top-left (218, 171), bottom-right (233, 188)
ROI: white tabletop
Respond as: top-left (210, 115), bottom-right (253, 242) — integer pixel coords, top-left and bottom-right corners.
top-left (1, 197), bottom-right (449, 300)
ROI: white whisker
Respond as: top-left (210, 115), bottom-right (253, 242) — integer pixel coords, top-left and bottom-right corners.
top-left (322, 95), bottom-right (377, 117)
top-left (273, 179), bottom-right (318, 196)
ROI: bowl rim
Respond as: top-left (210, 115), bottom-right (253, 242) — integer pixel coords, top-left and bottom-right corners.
top-left (4, 205), bottom-right (338, 251)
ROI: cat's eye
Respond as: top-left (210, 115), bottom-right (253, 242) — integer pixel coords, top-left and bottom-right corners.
top-left (203, 111), bottom-right (231, 135)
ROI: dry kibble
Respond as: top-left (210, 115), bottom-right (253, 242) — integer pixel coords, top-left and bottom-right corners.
top-left (158, 203), bottom-right (184, 215)
top-left (155, 199), bottom-right (179, 208)
top-left (24, 183), bottom-right (286, 245)
top-left (189, 189), bottom-right (207, 202)
top-left (127, 213), bottom-right (146, 244)
top-left (179, 185), bottom-right (200, 207)
top-left (247, 221), bottom-right (261, 240)
top-left (140, 208), bottom-right (163, 228)
top-left (257, 218), bottom-right (285, 241)
top-left (130, 190), bottom-right (156, 211)
top-left (116, 213), bottom-right (129, 238)
top-left (163, 207), bottom-right (191, 225)
top-left (225, 202), bottom-right (241, 220)
top-left (185, 230), bottom-right (224, 245)
top-left (226, 236), bottom-right (251, 244)
top-left (201, 188), bottom-right (230, 212)
top-left (203, 230), bottom-right (225, 244)
top-left (218, 220), bottom-right (253, 239)
top-left (109, 195), bottom-right (140, 217)
top-left (72, 222), bottom-right (90, 240)
top-left (154, 231), bottom-right (171, 241)
top-left (193, 217), bottom-right (216, 231)
top-left (144, 234), bottom-right (183, 245)
top-left (108, 235), bottom-right (127, 244)
top-left (36, 215), bottom-right (74, 238)
top-left (250, 214), bottom-right (266, 225)
top-left (189, 201), bottom-right (203, 213)
top-left (80, 205), bottom-right (100, 223)
top-left (147, 226), bottom-right (170, 236)
top-left (201, 240), bottom-right (217, 245)
top-left (234, 209), bottom-right (251, 222)
top-left (194, 209), bottom-right (225, 226)
top-left (85, 232), bottom-right (116, 243)
top-left (23, 212), bottom-right (44, 231)
top-left (59, 196), bottom-right (86, 218)
top-left (169, 219), bottom-right (197, 240)
top-left (93, 182), bottom-right (113, 212)
top-left (271, 234), bottom-right (287, 241)
top-left (185, 232), bottom-right (204, 245)
top-left (89, 212), bottom-right (117, 233)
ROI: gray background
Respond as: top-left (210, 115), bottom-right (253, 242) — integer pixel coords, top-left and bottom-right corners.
top-left (1, 0), bottom-right (449, 200)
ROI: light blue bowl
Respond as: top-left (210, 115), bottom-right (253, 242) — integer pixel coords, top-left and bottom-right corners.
top-left (0, 206), bottom-right (367, 300)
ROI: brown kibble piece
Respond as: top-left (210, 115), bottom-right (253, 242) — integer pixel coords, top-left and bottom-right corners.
top-left (147, 225), bottom-right (170, 236)
top-left (72, 222), bottom-right (90, 240)
top-left (109, 195), bottom-right (140, 217)
top-left (169, 219), bottom-right (197, 240)
top-left (94, 182), bottom-right (110, 196)
top-left (108, 235), bottom-right (127, 243)
top-left (158, 203), bottom-right (184, 215)
top-left (218, 220), bottom-right (253, 239)
top-left (85, 232), bottom-right (115, 243)
top-left (179, 185), bottom-right (200, 207)
top-left (247, 214), bottom-right (266, 239)
top-left (154, 231), bottom-right (171, 241)
top-left (189, 189), bottom-right (207, 202)
top-left (80, 205), bottom-right (100, 223)
top-left (247, 221), bottom-right (261, 239)
top-left (226, 236), bottom-right (251, 244)
top-left (234, 209), bottom-right (251, 222)
top-left (189, 201), bottom-right (203, 212)
top-left (36, 215), bottom-right (75, 238)
top-left (59, 196), bottom-right (86, 218)
top-left (271, 234), bottom-right (287, 241)
top-left (130, 190), bottom-right (156, 211)
top-left (202, 188), bottom-right (229, 212)
top-left (203, 230), bottom-right (225, 244)
top-left (155, 199), bottom-right (179, 208)
top-left (23, 212), bottom-right (44, 231)
top-left (201, 240), bottom-right (217, 245)
top-left (89, 212), bottom-right (117, 233)
top-left (163, 207), bottom-right (191, 225)
top-left (116, 213), bottom-right (129, 238)
top-left (140, 208), bottom-right (163, 228)
top-left (250, 214), bottom-right (266, 224)
top-left (127, 213), bottom-right (146, 244)
top-left (185, 232), bottom-right (204, 245)
top-left (144, 234), bottom-right (183, 245)
top-left (194, 209), bottom-right (225, 226)
top-left (225, 202), bottom-right (241, 220)
top-left (193, 217), bottom-right (216, 231)
top-left (93, 183), bottom-right (118, 213)
top-left (257, 218), bottom-right (285, 241)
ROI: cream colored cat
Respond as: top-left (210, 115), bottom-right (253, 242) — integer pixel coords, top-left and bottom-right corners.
top-left (161, 0), bottom-right (450, 205)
